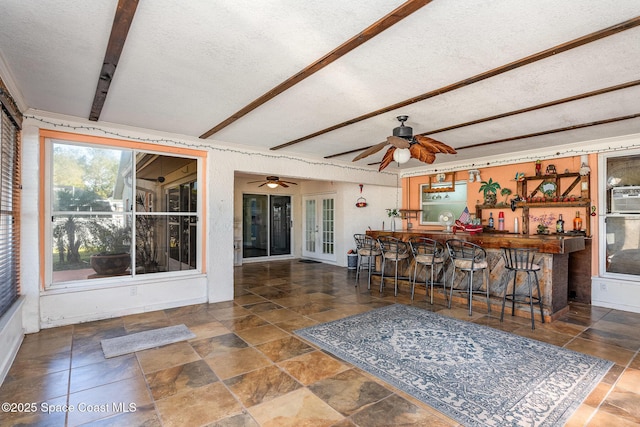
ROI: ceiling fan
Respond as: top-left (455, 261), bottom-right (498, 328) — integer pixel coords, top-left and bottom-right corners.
top-left (353, 115), bottom-right (457, 171)
top-left (247, 176), bottom-right (298, 188)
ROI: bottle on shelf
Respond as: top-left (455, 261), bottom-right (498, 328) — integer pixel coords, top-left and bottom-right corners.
top-left (488, 212), bottom-right (494, 228)
top-left (498, 211), bottom-right (504, 231)
top-left (573, 211), bottom-right (582, 231)
top-left (556, 214), bottom-right (564, 234)
top-left (514, 217), bottom-right (519, 234)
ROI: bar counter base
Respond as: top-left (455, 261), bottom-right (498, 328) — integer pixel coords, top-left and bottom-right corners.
top-left (366, 230), bottom-right (586, 321)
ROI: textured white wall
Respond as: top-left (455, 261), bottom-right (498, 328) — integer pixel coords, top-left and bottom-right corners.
top-left (19, 112), bottom-right (397, 330)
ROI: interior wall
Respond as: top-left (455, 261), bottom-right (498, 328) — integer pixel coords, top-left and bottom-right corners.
top-left (234, 176), bottom-right (398, 266)
top-left (19, 111), bottom-right (397, 331)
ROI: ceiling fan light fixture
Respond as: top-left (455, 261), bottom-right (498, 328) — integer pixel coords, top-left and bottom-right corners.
top-left (393, 147), bottom-right (411, 164)
top-left (266, 182), bottom-right (279, 189)
top-left (392, 115), bottom-right (413, 139)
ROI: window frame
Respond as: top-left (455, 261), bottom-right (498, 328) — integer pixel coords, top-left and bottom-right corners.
top-left (419, 180), bottom-right (468, 225)
top-left (40, 130), bottom-right (207, 290)
top-left (599, 148), bottom-right (640, 279)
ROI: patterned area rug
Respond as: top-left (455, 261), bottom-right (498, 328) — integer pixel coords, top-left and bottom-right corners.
top-left (295, 305), bottom-right (612, 427)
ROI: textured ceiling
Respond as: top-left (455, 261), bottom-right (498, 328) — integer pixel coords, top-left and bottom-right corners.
top-left (1, 0), bottom-right (639, 172)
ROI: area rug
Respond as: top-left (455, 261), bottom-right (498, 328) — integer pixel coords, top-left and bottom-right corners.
top-left (295, 304), bottom-right (612, 427)
top-left (101, 324), bottom-right (195, 358)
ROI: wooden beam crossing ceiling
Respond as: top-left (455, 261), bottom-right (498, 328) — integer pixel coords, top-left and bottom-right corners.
top-left (198, 0), bottom-right (433, 139)
top-left (89, 0), bottom-right (139, 122)
top-left (272, 15), bottom-right (640, 152)
top-left (324, 79), bottom-right (640, 159)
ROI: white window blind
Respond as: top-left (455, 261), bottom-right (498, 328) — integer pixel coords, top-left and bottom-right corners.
top-left (0, 107), bottom-right (19, 317)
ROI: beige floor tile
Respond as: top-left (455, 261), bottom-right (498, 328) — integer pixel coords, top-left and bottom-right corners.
top-left (136, 341), bottom-right (201, 374)
top-left (248, 388), bottom-right (343, 427)
top-left (67, 376), bottom-right (153, 426)
top-left (278, 350), bottom-right (349, 386)
top-left (235, 324), bottom-right (291, 345)
top-left (155, 382), bottom-right (242, 427)
top-left (205, 346), bottom-right (273, 379)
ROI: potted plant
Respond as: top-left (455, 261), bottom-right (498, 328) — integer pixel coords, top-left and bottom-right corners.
top-left (386, 208), bottom-right (401, 231)
top-left (88, 220), bottom-right (131, 275)
top-left (478, 178), bottom-right (501, 205)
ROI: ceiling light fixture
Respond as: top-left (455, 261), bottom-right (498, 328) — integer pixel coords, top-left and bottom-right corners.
top-left (468, 169), bottom-right (481, 182)
top-left (393, 147), bottom-right (411, 164)
top-left (266, 182), bottom-right (279, 189)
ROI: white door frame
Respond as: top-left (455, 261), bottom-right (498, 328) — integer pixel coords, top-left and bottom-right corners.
top-left (302, 194), bottom-right (336, 262)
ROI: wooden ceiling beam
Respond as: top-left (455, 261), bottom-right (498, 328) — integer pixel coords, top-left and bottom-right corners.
top-left (364, 113), bottom-right (640, 167)
top-left (199, 0), bottom-right (433, 139)
top-left (455, 113), bottom-right (640, 151)
top-left (324, 79), bottom-right (640, 159)
top-left (276, 15), bottom-right (640, 151)
top-left (89, 0), bottom-right (139, 122)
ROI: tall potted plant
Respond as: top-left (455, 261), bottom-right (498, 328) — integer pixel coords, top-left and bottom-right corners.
top-left (88, 220), bottom-right (131, 276)
top-left (478, 178), bottom-right (501, 206)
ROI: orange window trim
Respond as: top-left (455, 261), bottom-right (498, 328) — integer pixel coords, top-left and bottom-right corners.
top-left (39, 129), bottom-right (208, 289)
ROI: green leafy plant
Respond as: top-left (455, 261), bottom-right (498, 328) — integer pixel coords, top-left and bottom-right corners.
top-left (386, 208), bottom-right (400, 217)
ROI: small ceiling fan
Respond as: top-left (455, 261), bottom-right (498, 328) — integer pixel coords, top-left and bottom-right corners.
top-left (353, 115), bottom-right (457, 171)
top-left (247, 176), bottom-right (298, 188)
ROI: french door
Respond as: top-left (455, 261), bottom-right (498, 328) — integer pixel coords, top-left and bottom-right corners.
top-left (302, 195), bottom-right (335, 261)
top-left (242, 194), bottom-right (291, 259)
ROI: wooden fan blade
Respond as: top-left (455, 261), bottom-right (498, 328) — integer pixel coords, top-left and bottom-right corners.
top-left (247, 180), bottom-right (264, 184)
top-left (378, 147), bottom-right (396, 171)
top-left (409, 144), bottom-right (436, 164)
top-left (352, 140), bottom-right (389, 161)
top-left (279, 182), bottom-right (289, 188)
top-left (387, 135), bottom-right (411, 149)
top-left (280, 181), bottom-right (298, 185)
top-left (258, 182), bottom-right (267, 187)
top-left (414, 135), bottom-right (457, 154)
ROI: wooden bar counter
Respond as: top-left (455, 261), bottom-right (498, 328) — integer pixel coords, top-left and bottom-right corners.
top-left (366, 230), bottom-right (586, 321)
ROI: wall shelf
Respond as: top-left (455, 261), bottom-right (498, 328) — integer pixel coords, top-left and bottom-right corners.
top-left (399, 209), bottom-right (422, 220)
top-left (475, 172), bottom-right (591, 236)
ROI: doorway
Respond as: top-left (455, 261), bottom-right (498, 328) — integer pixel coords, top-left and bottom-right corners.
top-left (302, 195), bottom-right (335, 261)
top-left (242, 194), bottom-right (291, 259)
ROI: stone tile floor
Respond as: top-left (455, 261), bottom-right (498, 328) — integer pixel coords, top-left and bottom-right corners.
top-left (1, 260), bottom-right (639, 426)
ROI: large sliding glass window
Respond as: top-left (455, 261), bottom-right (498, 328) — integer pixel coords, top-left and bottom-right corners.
top-left (49, 139), bottom-right (199, 286)
top-left (603, 153), bottom-right (640, 277)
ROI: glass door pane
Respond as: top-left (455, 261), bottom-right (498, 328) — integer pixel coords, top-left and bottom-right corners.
top-left (243, 194), bottom-right (268, 258)
top-left (270, 196), bottom-right (291, 256)
top-left (322, 198), bottom-right (334, 255)
top-left (305, 199), bottom-right (316, 253)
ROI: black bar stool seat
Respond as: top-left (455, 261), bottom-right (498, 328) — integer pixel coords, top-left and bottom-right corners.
top-left (501, 247), bottom-right (545, 329)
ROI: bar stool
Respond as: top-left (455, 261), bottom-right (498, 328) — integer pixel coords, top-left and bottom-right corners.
top-left (501, 247), bottom-right (545, 329)
top-left (353, 234), bottom-right (382, 290)
top-left (378, 236), bottom-right (411, 296)
top-left (408, 237), bottom-right (447, 303)
top-left (445, 239), bottom-right (491, 316)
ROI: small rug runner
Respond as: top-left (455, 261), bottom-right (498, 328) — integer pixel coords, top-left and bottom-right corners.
top-left (101, 324), bottom-right (195, 358)
top-left (295, 304), bottom-right (612, 427)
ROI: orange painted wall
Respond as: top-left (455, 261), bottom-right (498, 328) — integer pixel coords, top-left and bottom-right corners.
top-left (402, 154), bottom-right (598, 274)
top-left (402, 156), bottom-right (595, 236)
